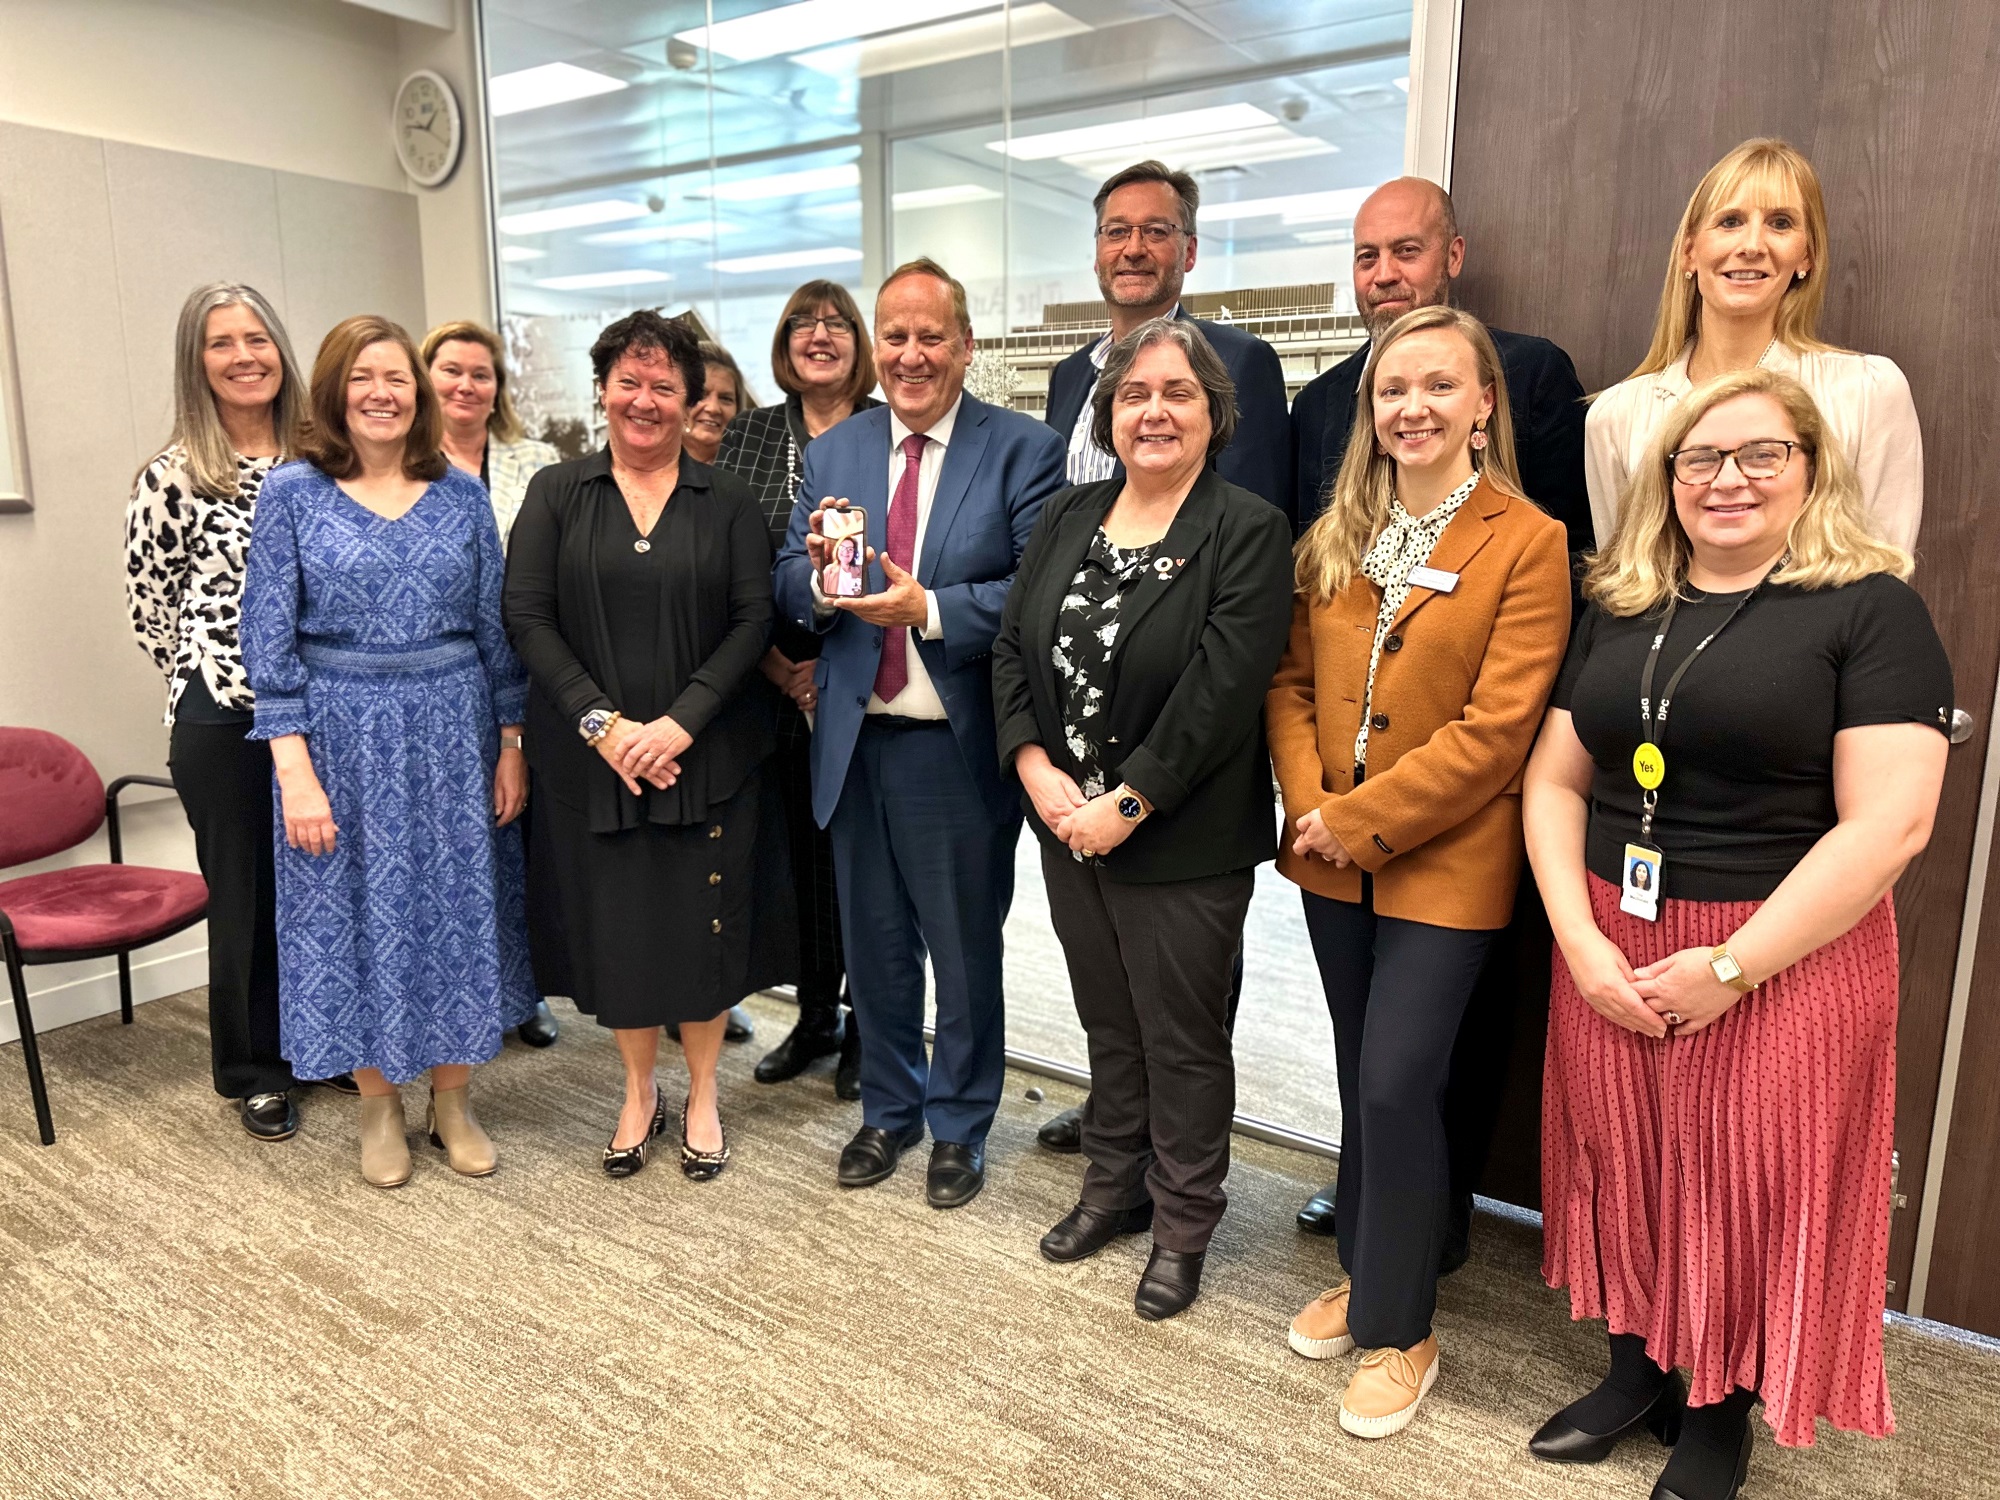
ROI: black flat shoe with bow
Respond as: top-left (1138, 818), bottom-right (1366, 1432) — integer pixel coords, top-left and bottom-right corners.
top-left (602, 1092), bottom-right (667, 1178)
top-left (680, 1096), bottom-right (730, 1182)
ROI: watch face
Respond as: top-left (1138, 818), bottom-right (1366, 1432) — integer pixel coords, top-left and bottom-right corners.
top-left (580, 710), bottom-right (612, 739)
top-left (1118, 795), bottom-right (1143, 821)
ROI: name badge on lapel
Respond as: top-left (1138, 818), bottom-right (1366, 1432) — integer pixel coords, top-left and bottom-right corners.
top-left (1407, 565), bottom-right (1459, 593)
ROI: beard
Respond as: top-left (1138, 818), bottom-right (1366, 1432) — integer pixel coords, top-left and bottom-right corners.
top-left (1098, 262), bottom-right (1181, 308)
top-left (1363, 282), bottom-right (1451, 339)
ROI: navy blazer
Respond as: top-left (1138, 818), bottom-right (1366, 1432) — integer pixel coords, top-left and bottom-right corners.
top-left (1045, 315), bottom-right (1295, 529)
top-left (1290, 326), bottom-right (1590, 556)
top-left (773, 393), bottom-right (1068, 829)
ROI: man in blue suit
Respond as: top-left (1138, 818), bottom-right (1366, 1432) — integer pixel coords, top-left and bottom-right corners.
top-left (1043, 160), bottom-right (1295, 523)
top-left (774, 257), bottom-right (1066, 1208)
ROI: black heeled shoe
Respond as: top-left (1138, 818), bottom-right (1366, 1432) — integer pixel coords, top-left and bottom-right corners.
top-left (1530, 1372), bottom-right (1686, 1463)
top-left (680, 1095), bottom-right (730, 1181)
top-left (1651, 1410), bottom-right (1753, 1500)
top-left (602, 1091), bottom-right (667, 1178)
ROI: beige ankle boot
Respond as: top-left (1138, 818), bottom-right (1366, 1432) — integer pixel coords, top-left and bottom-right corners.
top-left (359, 1091), bottom-right (411, 1188)
top-left (427, 1084), bottom-right (497, 1176)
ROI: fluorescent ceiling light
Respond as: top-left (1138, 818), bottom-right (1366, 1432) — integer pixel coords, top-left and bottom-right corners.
top-left (1199, 187), bottom-right (1374, 226)
top-left (1291, 229), bottom-right (1351, 245)
top-left (488, 62), bottom-right (627, 118)
top-left (892, 184), bottom-right (1002, 211)
top-left (793, 3), bottom-right (1089, 79)
top-left (688, 163), bottom-right (861, 202)
top-left (499, 245), bottom-right (546, 262)
top-left (1060, 129), bottom-right (1333, 181)
top-left (677, 0), bottom-right (994, 64)
top-left (534, 270), bottom-right (675, 291)
top-left (583, 223), bottom-right (740, 246)
top-left (710, 247), bottom-right (864, 275)
top-left (988, 103), bottom-right (1273, 161)
top-left (499, 199), bottom-right (649, 235)
top-left (1394, 76), bottom-right (1411, 91)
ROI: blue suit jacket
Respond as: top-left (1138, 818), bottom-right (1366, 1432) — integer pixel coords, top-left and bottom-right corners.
top-left (1044, 314), bottom-right (1296, 529)
top-left (773, 393), bottom-right (1067, 829)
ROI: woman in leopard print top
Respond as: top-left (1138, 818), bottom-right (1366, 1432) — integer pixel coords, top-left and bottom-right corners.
top-left (123, 282), bottom-right (331, 1141)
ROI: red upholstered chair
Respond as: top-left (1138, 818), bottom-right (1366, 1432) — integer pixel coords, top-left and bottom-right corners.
top-left (0, 728), bottom-right (208, 1145)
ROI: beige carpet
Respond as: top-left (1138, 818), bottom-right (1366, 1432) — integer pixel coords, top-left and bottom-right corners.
top-left (0, 991), bottom-right (1994, 1500)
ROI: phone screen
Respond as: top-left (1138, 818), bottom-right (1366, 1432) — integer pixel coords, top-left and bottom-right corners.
top-left (823, 506), bottom-right (867, 599)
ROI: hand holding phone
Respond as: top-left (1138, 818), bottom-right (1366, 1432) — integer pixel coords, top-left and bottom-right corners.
top-left (820, 504), bottom-right (868, 599)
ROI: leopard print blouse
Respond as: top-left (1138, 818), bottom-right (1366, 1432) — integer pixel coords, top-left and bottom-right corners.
top-left (125, 445), bottom-right (275, 722)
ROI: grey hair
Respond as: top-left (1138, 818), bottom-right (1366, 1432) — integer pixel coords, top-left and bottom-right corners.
top-left (1092, 160), bottom-right (1200, 234)
top-left (1089, 318), bottom-right (1237, 461)
top-left (165, 282), bottom-right (307, 498)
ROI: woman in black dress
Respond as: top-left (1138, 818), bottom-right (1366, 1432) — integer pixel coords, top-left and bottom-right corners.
top-left (716, 279), bottom-right (882, 1097)
top-left (503, 311), bottom-right (777, 1181)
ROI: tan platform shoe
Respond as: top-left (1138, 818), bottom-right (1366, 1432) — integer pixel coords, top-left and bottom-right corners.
top-left (427, 1084), bottom-right (497, 1177)
top-left (359, 1091), bottom-right (412, 1189)
top-left (1289, 1281), bottom-right (1355, 1359)
top-left (1339, 1335), bottom-right (1439, 1439)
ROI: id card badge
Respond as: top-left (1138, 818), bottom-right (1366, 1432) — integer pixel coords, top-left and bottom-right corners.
top-left (1620, 842), bottom-right (1663, 922)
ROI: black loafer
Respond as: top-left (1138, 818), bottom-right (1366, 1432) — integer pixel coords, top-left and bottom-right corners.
top-left (1530, 1373), bottom-right (1686, 1463)
top-left (1036, 1105), bottom-right (1083, 1154)
top-left (516, 1001), bottom-right (560, 1048)
top-left (240, 1091), bottom-right (297, 1141)
top-left (838, 1122), bottom-right (924, 1187)
top-left (1296, 1180), bottom-right (1339, 1236)
top-left (1651, 1417), bottom-right (1752, 1500)
top-left (1040, 1199), bottom-right (1153, 1262)
top-left (725, 1004), bottom-right (755, 1042)
top-left (754, 1021), bottom-right (842, 1083)
top-left (1134, 1245), bottom-right (1205, 1321)
top-left (834, 1024), bottom-right (862, 1102)
top-left (317, 1073), bottom-right (360, 1097)
top-left (925, 1141), bottom-right (985, 1209)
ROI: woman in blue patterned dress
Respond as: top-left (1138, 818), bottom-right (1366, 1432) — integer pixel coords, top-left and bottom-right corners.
top-left (243, 314), bottom-right (537, 1189)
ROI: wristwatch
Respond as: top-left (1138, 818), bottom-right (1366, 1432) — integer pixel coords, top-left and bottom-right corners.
top-left (500, 733), bottom-right (525, 752)
top-left (1709, 944), bottom-right (1755, 994)
top-left (1115, 786), bottom-right (1148, 824)
top-left (578, 708), bottom-right (620, 746)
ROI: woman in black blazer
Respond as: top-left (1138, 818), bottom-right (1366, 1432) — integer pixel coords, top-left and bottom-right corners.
top-left (993, 318), bottom-right (1294, 1320)
top-left (503, 311), bottom-right (781, 1183)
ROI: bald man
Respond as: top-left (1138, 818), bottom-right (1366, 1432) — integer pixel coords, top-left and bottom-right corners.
top-left (1290, 178), bottom-right (1589, 554)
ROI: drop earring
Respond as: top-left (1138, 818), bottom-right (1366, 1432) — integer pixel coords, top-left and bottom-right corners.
top-left (1470, 424), bottom-right (1488, 452)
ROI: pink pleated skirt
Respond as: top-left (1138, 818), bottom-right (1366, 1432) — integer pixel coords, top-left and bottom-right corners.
top-left (1542, 874), bottom-right (1898, 1448)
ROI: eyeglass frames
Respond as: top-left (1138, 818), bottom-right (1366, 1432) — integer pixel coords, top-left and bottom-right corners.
top-left (1666, 439), bottom-right (1802, 485)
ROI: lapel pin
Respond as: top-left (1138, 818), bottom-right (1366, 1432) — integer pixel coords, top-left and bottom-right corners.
top-left (1154, 557), bottom-right (1173, 574)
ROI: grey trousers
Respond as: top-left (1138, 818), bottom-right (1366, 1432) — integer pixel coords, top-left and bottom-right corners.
top-left (1040, 845), bottom-right (1255, 1253)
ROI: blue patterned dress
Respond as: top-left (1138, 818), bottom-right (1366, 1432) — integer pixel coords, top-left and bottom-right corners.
top-left (242, 462), bottom-right (536, 1083)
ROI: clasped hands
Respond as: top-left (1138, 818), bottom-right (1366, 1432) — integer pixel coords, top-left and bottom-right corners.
top-left (1564, 929), bottom-right (1742, 1040)
top-left (1014, 745), bottom-right (1139, 856)
top-left (806, 496), bottom-right (928, 629)
top-left (599, 713), bottom-right (692, 796)
top-left (1292, 807), bottom-right (1352, 866)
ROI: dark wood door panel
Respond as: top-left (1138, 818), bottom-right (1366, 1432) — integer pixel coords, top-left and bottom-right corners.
top-left (1450, 0), bottom-right (2000, 1310)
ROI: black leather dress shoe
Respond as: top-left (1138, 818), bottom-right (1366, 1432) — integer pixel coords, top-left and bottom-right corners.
top-left (240, 1091), bottom-right (297, 1141)
top-left (1036, 1105), bottom-right (1083, 1154)
top-left (834, 1023), bottom-right (862, 1101)
top-left (1296, 1180), bottom-right (1338, 1236)
top-left (1134, 1245), bottom-right (1205, 1320)
top-left (754, 1020), bottom-right (842, 1083)
top-left (926, 1141), bottom-right (985, 1208)
top-left (317, 1073), bottom-right (360, 1096)
top-left (1650, 1419), bottom-right (1751, 1500)
top-left (838, 1123), bottom-right (924, 1187)
top-left (725, 1005), bottom-right (755, 1042)
top-left (516, 1001), bottom-right (560, 1048)
top-left (1530, 1373), bottom-right (1686, 1463)
top-left (1040, 1199), bottom-right (1153, 1262)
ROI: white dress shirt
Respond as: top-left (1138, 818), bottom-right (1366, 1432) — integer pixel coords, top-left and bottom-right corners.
top-left (813, 395), bottom-right (961, 719)
top-left (1585, 342), bottom-right (1924, 553)
top-left (1065, 303), bottom-right (1184, 486)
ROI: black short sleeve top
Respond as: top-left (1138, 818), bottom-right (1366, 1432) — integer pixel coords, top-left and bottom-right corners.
top-left (1551, 573), bottom-right (1953, 901)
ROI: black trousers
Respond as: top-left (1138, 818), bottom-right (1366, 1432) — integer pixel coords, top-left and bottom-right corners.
top-left (1041, 846), bottom-right (1255, 1254)
top-left (166, 717), bottom-right (294, 1098)
top-left (774, 700), bottom-right (844, 1022)
top-left (1302, 881), bottom-right (1496, 1349)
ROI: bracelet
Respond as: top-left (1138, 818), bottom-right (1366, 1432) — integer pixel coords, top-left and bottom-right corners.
top-left (583, 711), bottom-right (623, 747)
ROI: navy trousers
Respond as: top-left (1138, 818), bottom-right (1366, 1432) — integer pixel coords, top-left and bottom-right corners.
top-left (828, 718), bottom-right (1017, 1146)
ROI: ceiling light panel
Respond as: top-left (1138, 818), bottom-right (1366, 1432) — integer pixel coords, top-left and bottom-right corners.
top-left (1059, 128), bottom-right (1334, 180)
top-left (793, 4), bottom-right (1089, 79)
top-left (710, 248), bottom-right (864, 275)
top-left (892, 185), bottom-right (1003, 211)
top-left (499, 245), bottom-right (547, 262)
top-left (677, 0), bottom-right (996, 64)
top-left (535, 270), bottom-right (676, 291)
top-left (498, 199), bottom-right (650, 235)
top-left (1198, 187), bottom-right (1374, 226)
top-left (583, 223), bottom-right (740, 246)
top-left (488, 62), bottom-right (628, 118)
top-left (987, 103), bottom-right (1276, 161)
top-left (689, 163), bottom-right (862, 202)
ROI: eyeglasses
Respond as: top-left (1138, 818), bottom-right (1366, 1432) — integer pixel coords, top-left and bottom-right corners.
top-left (1666, 439), bottom-right (1801, 484)
top-left (1094, 221), bottom-right (1186, 247)
top-left (786, 313), bottom-right (854, 338)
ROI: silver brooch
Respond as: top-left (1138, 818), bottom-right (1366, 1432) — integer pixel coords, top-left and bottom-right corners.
top-left (634, 539), bottom-right (652, 554)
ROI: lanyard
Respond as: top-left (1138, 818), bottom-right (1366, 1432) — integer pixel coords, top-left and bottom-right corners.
top-left (1634, 583), bottom-right (1762, 842)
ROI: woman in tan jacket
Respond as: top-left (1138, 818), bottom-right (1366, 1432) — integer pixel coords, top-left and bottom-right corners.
top-left (1267, 305), bottom-right (1570, 1439)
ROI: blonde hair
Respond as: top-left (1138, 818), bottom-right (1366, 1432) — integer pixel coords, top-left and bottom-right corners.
top-left (1293, 306), bottom-right (1524, 601)
top-left (1585, 367), bottom-right (1910, 616)
top-left (1627, 138), bottom-right (1841, 381)
top-left (419, 320), bottom-right (524, 443)
top-left (156, 282), bottom-right (307, 498)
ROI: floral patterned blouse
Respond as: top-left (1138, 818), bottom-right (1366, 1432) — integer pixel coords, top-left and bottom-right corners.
top-left (1052, 528), bottom-right (1161, 807)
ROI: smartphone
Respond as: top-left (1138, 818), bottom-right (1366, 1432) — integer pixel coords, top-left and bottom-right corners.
top-left (822, 505), bottom-right (868, 599)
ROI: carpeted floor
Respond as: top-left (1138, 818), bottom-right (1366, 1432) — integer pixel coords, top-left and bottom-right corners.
top-left (1, 991), bottom-right (1995, 1500)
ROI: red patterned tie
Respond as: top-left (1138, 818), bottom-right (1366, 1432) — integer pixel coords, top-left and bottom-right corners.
top-left (872, 431), bottom-right (928, 704)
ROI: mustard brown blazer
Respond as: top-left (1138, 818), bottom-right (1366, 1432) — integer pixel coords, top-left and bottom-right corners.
top-left (1265, 476), bottom-right (1571, 929)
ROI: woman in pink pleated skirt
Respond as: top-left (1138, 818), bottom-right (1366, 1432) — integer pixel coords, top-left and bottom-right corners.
top-left (1521, 367), bottom-right (1951, 1500)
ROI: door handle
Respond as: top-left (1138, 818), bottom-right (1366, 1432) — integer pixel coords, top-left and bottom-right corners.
top-left (1950, 708), bottom-right (1976, 745)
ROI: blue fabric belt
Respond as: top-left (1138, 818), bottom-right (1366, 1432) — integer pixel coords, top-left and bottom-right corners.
top-left (298, 637), bottom-right (478, 673)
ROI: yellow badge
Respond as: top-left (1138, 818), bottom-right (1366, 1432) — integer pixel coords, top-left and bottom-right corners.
top-left (1632, 742), bottom-right (1665, 790)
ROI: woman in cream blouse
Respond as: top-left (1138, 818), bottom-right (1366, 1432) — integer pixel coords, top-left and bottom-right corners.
top-left (1585, 138), bottom-right (1922, 554)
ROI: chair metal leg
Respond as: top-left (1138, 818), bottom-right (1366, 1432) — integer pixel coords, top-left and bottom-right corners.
top-left (3, 938), bottom-right (56, 1146)
top-left (118, 952), bottom-right (133, 1024)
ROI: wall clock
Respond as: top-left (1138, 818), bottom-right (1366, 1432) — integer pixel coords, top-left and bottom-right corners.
top-left (394, 69), bottom-right (463, 188)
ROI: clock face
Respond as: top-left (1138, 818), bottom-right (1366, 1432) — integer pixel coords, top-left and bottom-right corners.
top-left (395, 70), bottom-right (462, 188)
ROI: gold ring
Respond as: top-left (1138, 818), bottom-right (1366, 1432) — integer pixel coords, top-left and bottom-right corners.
top-left (1080, 848), bottom-right (1097, 859)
